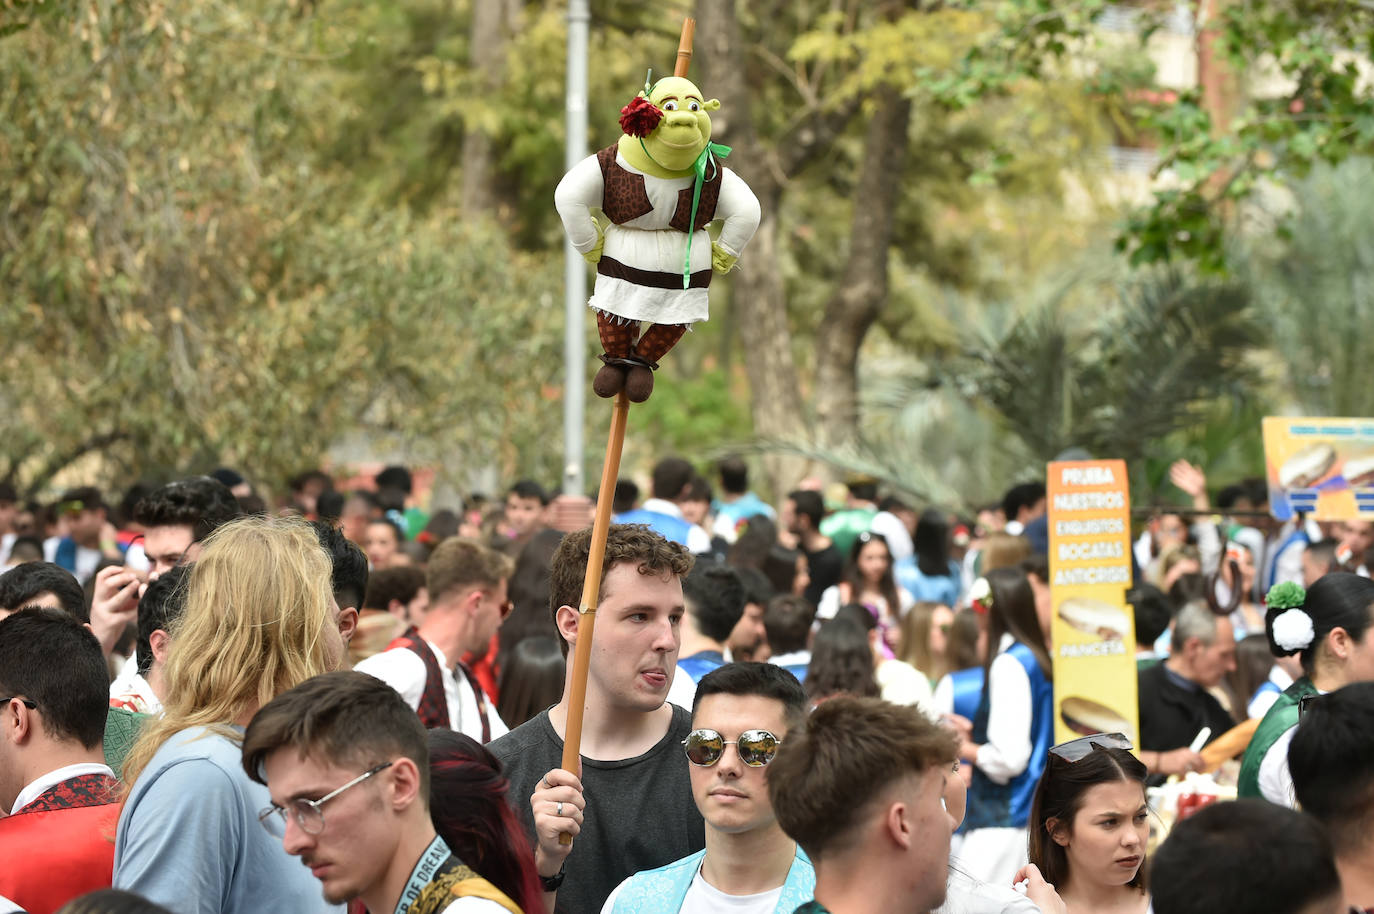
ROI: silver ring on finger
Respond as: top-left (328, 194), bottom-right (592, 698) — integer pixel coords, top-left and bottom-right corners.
top-left (556, 801), bottom-right (564, 817)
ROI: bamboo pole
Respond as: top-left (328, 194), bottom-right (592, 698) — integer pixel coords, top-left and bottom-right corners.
top-left (558, 390), bottom-right (631, 844)
top-left (674, 18), bottom-right (695, 78)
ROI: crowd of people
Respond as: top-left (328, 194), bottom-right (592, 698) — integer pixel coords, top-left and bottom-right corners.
top-left (1, 455), bottom-right (1373, 914)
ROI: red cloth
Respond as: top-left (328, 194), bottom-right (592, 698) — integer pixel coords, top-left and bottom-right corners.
top-left (0, 773), bottom-right (120, 914)
top-left (462, 632), bottom-right (501, 705)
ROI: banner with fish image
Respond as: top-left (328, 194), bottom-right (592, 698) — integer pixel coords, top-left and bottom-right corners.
top-left (1262, 417), bottom-right (1374, 521)
top-left (1047, 459), bottom-right (1140, 746)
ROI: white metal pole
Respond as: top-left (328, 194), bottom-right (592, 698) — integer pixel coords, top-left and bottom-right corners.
top-left (562, 0), bottom-right (590, 496)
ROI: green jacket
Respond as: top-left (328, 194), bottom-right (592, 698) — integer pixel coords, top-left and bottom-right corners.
top-left (1237, 676), bottom-right (1317, 800)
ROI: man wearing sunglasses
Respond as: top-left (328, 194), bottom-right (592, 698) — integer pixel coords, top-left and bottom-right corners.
top-left (357, 538), bottom-right (512, 743)
top-left (771, 696), bottom-right (959, 914)
top-left (243, 671), bottom-right (520, 914)
top-left (603, 662), bottom-right (814, 913)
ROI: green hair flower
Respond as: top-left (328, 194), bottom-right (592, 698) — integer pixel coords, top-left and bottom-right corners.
top-left (1266, 580), bottom-right (1306, 611)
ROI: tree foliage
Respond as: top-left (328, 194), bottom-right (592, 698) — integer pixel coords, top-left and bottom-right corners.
top-left (929, 0), bottom-right (1374, 271)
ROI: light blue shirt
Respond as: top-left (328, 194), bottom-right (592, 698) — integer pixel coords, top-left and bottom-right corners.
top-left (114, 725), bottom-right (342, 914)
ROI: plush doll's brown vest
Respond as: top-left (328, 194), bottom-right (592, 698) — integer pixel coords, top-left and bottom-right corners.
top-left (596, 145), bottom-right (721, 231)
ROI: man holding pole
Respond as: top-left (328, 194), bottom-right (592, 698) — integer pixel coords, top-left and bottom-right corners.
top-left (489, 524), bottom-right (703, 914)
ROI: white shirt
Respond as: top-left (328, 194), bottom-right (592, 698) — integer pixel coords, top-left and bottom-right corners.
top-left (601, 865), bottom-right (784, 914)
top-left (0, 892), bottom-right (22, 914)
top-left (355, 640), bottom-right (509, 743)
top-left (440, 899), bottom-right (511, 913)
top-left (110, 669), bottom-right (163, 715)
top-left (814, 586), bottom-right (914, 626)
top-left (1257, 687), bottom-right (1325, 808)
top-left (876, 658), bottom-right (937, 720)
top-left (870, 511), bottom-right (914, 563)
top-left (768, 650), bottom-right (811, 671)
top-left (12, 762), bottom-right (115, 815)
top-left (642, 499), bottom-right (713, 555)
top-left (974, 634), bottom-right (1033, 784)
top-left (1247, 665), bottom-right (1294, 720)
top-left (41, 536), bottom-right (101, 584)
top-left (666, 663), bottom-right (700, 711)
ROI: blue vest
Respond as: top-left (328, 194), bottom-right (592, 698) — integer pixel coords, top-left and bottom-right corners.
top-left (780, 662), bottom-right (808, 683)
top-left (678, 651), bottom-right (726, 684)
top-left (1265, 526), bottom-right (1311, 590)
top-left (54, 537), bottom-right (78, 575)
top-left (611, 847), bottom-right (814, 914)
top-left (615, 509), bottom-right (694, 548)
top-left (964, 642), bottom-right (1053, 830)
top-left (947, 666), bottom-right (985, 722)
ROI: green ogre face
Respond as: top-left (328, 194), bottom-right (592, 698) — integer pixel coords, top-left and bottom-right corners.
top-left (642, 76), bottom-right (719, 172)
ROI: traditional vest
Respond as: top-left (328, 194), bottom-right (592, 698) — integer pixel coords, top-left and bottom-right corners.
top-left (596, 145), bottom-right (721, 231)
top-left (0, 772), bottom-right (120, 914)
top-left (610, 846), bottom-right (814, 914)
top-left (964, 643), bottom-right (1053, 830)
top-left (388, 628), bottom-right (492, 742)
top-left (1237, 676), bottom-right (1318, 800)
top-left (947, 666), bottom-right (985, 722)
top-left (677, 650), bottom-right (725, 685)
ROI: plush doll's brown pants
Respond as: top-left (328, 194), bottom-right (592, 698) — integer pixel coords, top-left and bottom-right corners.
top-left (594, 312), bottom-right (687, 402)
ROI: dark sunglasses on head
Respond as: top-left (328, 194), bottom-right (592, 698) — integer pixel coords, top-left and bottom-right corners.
top-left (683, 728), bottom-right (783, 767)
top-left (1049, 731), bottom-right (1132, 763)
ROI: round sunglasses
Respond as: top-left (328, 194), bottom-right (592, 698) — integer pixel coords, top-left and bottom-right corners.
top-left (682, 728), bottom-right (783, 767)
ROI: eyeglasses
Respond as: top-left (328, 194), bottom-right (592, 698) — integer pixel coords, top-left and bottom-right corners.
top-left (258, 761), bottom-right (392, 835)
top-left (683, 728), bottom-right (783, 767)
top-left (1049, 732), bottom-right (1132, 763)
top-left (0, 697), bottom-right (36, 710)
top-left (498, 598), bottom-right (514, 620)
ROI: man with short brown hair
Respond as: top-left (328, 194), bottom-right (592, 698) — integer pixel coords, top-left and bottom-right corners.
top-left (490, 523), bottom-right (702, 914)
top-left (243, 671), bottom-right (519, 913)
top-left (356, 538), bottom-right (512, 742)
top-left (769, 696), bottom-right (959, 914)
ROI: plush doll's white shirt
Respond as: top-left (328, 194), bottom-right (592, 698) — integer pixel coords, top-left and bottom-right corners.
top-left (555, 147), bottom-right (761, 325)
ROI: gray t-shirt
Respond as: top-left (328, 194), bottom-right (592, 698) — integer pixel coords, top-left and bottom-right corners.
top-left (489, 705), bottom-right (705, 914)
top-left (114, 725), bottom-right (342, 914)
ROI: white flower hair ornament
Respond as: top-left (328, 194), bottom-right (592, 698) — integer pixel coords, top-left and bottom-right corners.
top-left (1266, 581), bottom-right (1314, 653)
top-left (968, 577), bottom-right (993, 614)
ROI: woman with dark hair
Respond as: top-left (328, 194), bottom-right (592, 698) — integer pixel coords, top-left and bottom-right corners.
top-left (818, 603), bottom-right (935, 712)
top-left (955, 566), bottom-right (1054, 885)
top-left (1238, 572), bottom-right (1374, 804)
top-left (815, 531), bottom-right (913, 648)
top-left (804, 616), bottom-right (881, 704)
top-left (494, 527), bottom-right (564, 671)
top-left (496, 636), bottom-right (565, 729)
top-left (1022, 734), bottom-right (1149, 914)
top-left (427, 729), bottom-right (544, 914)
top-left (898, 509), bottom-right (961, 606)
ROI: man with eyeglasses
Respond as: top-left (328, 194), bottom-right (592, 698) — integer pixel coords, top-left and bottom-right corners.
top-left (603, 662), bottom-right (814, 913)
top-left (0, 608), bottom-right (121, 913)
top-left (769, 696), bottom-right (960, 914)
top-left (242, 671), bottom-right (520, 914)
top-left (357, 538), bottom-right (512, 742)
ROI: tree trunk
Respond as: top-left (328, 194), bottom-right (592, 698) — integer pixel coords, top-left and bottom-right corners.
top-left (461, 0), bottom-right (507, 216)
top-left (813, 84), bottom-right (912, 450)
top-left (694, 0), bottom-right (810, 498)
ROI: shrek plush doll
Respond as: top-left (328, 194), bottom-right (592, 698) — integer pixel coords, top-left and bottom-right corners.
top-left (555, 74), bottom-right (761, 402)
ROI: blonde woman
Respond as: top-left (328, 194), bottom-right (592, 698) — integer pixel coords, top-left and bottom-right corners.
top-left (113, 516), bottom-right (354, 914)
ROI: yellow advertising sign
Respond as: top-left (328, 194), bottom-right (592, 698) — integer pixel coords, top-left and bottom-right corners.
top-left (1262, 417), bottom-right (1374, 521)
top-left (1047, 460), bottom-right (1139, 745)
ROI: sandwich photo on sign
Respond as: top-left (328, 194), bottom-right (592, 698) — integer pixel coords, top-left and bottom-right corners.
top-left (1057, 597), bottom-right (1130, 642)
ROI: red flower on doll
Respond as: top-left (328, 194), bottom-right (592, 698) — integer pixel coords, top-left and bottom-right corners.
top-left (619, 95), bottom-right (664, 138)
